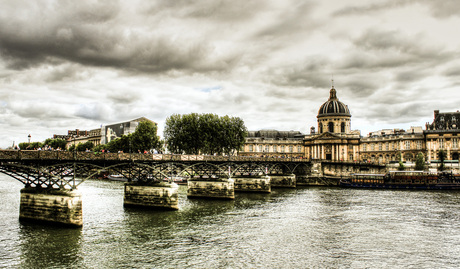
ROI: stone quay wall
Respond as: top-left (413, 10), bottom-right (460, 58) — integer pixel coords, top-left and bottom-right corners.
top-left (234, 176), bottom-right (271, 193)
top-left (124, 182), bottom-right (179, 210)
top-left (187, 179), bottom-right (235, 199)
top-left (19, 188), bottom-right (83, 227)
top-left (270, 174), bottom-right (296, 188)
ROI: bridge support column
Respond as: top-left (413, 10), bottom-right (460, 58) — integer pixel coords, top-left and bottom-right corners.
top-left (19, 187), bottom-right (83, 227)
top-left (270, 174), bottom-right (296, 188)
top-left (187, 178), bottom-right (234, 199)
top-left (234, 176), bottom-right (271, 193)
top-left (124, 182), bottom-right (179, 210)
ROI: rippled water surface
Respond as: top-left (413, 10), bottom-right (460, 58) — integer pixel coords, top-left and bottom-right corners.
top-left (1, 174), bottom-right (459, 268)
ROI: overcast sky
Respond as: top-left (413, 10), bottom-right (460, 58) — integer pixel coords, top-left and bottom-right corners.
top-left (1, 0), bottom-right (460, 148)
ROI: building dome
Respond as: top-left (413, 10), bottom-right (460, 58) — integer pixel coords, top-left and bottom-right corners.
top-left (317, 86), bottom-right (351, 118)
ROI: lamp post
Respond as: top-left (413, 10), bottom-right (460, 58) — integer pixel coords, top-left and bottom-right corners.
top-left (72, 134), bottom-right (76, 189)
top-left (120, 124), bottom-right (124, 153)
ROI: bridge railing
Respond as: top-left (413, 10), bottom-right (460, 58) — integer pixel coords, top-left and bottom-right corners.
top-left (0, 150), bottom-right (310, 163)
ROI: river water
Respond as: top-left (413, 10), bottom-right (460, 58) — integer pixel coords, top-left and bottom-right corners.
top-left (0, 174), bottom-right (459, 269)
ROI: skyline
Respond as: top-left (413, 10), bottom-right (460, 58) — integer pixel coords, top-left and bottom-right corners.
top-left (2, 0), bottom-right (460, 148)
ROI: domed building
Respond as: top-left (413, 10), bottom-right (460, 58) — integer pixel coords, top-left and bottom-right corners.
top-left (317, 86), bottom-right (351, 134)
top-left (303, 85), bottom-right (361, 161)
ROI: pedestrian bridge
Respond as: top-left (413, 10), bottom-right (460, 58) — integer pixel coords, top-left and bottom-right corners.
top-left (0, 150), bottom-right (311, 189)
top-left (0, 150), bottom-right (386, 227)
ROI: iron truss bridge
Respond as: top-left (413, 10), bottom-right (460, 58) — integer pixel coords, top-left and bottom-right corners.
top-left (0, 150), bottom-right (311, 190)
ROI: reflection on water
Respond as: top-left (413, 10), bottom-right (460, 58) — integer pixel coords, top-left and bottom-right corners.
top-left (1, 174), bottom-right (459, 268)
top-left (18, 225), bottom-right (82, 268)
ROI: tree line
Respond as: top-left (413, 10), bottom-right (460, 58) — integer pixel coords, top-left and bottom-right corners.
top-left (18, 114), bottom-right (247, 155)
top-left (164, 113), bottom-right (247, 155)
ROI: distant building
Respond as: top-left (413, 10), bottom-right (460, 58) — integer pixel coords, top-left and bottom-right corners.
top-left (360, 127), bottom-right (425, 163)
top-left (303, 85), bottom-right (361, 161)
top-left (239, 130), bottom-right (305, 158)
top-left (100, 117), bottom-right (156, 145)
top-left (53, 117), bottom-right (156, 149)
top-left (65, 129), bottom-right (102, 149)
top-left (425, 110), bottom-right (460, 161)
top-left (240, 84), bottom-right (460, 164)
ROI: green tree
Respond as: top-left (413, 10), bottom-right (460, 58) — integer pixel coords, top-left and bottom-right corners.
top-left (93, 144), bottom-right (107, 153)
top-left (398, 160), bottom-right (405, 171)
top-left (220, 115), bottom-right (247, 155)
top-left (131, 120), bottom-right (161, 152)
top-left (415, 152), bottom-right (425, 171)
top-left (68, 141), bottom-right (94, 152)
top-left (106, 134), bottom-right (132, 153)
top-left (100, 120), bottom-right (161, 153)
top-left (164, 113), bottom-right (247, 155)
top-left (201, 113), bottom-right (221, 155)
top-left (19, 142), bottom-right (43, 150)
top-left (164, 113), bottom-right (201, 154)
top-left (439, 149), bottom-right (447, 171)
top-left (44, 138), bottom-right (67, 150)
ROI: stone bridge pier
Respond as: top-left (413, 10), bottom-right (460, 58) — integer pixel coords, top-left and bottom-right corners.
top-left (19, 188), bottom-right (83, 227)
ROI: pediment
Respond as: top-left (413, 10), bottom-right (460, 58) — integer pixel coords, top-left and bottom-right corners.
top-left (312, 132), bottom-right (341, 140)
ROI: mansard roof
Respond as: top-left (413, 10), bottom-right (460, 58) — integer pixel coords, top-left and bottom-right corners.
top-left (426, 110), bottom-right (460, 131)
top-left (247, 130), bottom-right (303, 139)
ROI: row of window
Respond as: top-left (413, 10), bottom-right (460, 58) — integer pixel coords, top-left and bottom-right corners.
top-left (432, 138), bottom-right (458, 149)
top-left (319, 122), bottom-right (347, 133)
top-left (362, 140), bottom-right (423, 151)
top-left (248, 145), bottom-right (303, 153)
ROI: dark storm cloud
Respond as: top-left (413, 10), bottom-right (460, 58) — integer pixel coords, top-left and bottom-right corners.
top-left (143, 0), bottom-right (265, 21)
top-left (358, 102), bottom-right (428, 124)
top-left (266, 56), bottom-right (332, 88)
top-left (254, 2), bottom-right (317, 38)
top-left (442, 66), bottom-right (460, 77)
top-left (0, 1), bottom-right (242, 75)
top-left (342, 79), bottom-right (380, 98)
top-left (394, 70), bottom-right (428, 82)
top-left (339, 29), bottom-right (453, 71)
top-left (107, 91), bottom-right (140, 104)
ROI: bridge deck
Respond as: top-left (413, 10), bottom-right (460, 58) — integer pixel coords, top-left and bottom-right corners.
top-left (0, 150), bottom-right (310, 163)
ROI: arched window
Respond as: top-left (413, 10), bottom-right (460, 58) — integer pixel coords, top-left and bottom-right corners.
top-left (341, 122), bottom-right (345, 133)
top-left (328, 122), bottom-right (334, 133)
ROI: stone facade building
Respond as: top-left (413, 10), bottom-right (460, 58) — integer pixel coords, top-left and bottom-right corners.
top-left (425, 110), bottom-right (460, 162)
top-left (54, 117), bottom-right (157, 149)
top-left (303, 86), bottom-right (360, 161)
top-left (360, 127), bottom-right (425, 163)
top-left (239, 85), bottom-right (460, 164)
top-left (239, 130), bottom-right (304, 158)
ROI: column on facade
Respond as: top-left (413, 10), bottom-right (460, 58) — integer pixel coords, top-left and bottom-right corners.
top-left (344, 144), bottom-right (348, 161)
top-left (427, 141), bottom-right (431, 161)
top-left (331, 144), bottom-right (335, 161)
top-left (354, 145), bottom-right (358, 161)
